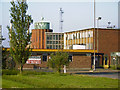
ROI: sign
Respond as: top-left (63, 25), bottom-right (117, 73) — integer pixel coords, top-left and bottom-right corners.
top-left (26, 56), bottom-right (41, 64)
top-left (73, 45), bottom-right (86, 49)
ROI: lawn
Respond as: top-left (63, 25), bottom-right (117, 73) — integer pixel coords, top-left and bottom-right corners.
top-left (2, 71), bottom-right (119, 88)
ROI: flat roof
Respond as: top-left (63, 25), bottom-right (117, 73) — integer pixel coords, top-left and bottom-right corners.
top-left (3, 48), bottom-right (97, 53)
top-left (64, 28), bottom-right (120, 33)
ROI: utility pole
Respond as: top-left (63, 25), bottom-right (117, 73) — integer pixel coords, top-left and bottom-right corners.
top-left (59, 8), bottom-right (66, 73)
top-left (96, 17), bottom-right (102, 53)
top-left (59, 8), bottom-right (64, 33)
top-left (93, 0), bottom-right (96, 71)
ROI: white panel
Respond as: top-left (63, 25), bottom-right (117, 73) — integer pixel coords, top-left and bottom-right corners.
top-left (73, 45), bottom-right (86, 49)
top-left (77, 33), bottom-right (79, 39)
top-left (91, 31), bottom-right (93, 37)
top-left (80, 32), bottom-right (82, 38)
top-left (64, 34), bottom-right (66, 49)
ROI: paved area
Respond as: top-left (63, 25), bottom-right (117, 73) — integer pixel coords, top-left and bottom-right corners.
top-left (75, 72), bottom-right (119, 79)
top-left (67, 69), bottom-right (120, 79)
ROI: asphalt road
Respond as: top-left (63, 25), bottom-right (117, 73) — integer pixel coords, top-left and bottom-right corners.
top-left (75, 72), bottom-right (120, 79)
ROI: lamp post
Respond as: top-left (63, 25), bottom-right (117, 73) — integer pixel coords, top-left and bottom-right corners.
top-left (93, 0), bottom-right (96, 71)
top-left (96, 17), bottom-right (102, 53)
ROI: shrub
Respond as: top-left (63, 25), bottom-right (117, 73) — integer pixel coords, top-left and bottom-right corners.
top-left (110, 65), bottom-right (120, 70)
top-left (2, 69), bottom-right (19, 75)
top-left (117, 65), bottom-right (120, 70)
top-left (22, 71), bottom-right (47, 75)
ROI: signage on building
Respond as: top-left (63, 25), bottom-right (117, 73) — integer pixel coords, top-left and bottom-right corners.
top-left (73, 45), bottom-right (86, 49)
top-left (26, 56), bottom-right (41, 64)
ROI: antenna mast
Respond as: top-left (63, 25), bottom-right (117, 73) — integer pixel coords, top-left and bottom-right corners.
top-left (59, 8), bottom-right (64, 32)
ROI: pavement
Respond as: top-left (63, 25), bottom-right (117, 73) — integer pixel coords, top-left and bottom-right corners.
top-left (67, 69), bottom-right (120, 79)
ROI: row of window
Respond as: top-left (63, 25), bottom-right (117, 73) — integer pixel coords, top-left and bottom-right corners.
top-left (46, 35), bottom-right (63, 40)
top-left (46, 41), bottom-right (63, 44)
top-left (46, 45), bottom-right (64, 49)
top-left (43, 55), bottom-right (72, 62)
top-left (66, 31), bottom-right (93, 40)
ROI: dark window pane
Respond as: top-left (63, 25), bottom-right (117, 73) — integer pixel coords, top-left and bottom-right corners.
top-left (53, 35), bottom-right (55, 40)
top-left (68, 56), bottom-right (72, 62)
top-left (50, 41), bottom-right (52, 44)
top-left (47, 41), bottom-right (49, 44)
top-left (43, 55), bottom-right (47, 61)
top-left (56, 35), bottom-right (58, 40)
top-left (47, 36), bottom-right (49, 40)
top-left (56, 41), bottom-right (58, 44)
top-left (53, 45), bottom-right (55, 49)
top-left (50, 45), bottom-right (52, 49)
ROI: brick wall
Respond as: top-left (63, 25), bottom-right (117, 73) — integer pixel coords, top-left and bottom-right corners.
top-left (23, 54), bottom-right (91, 69)
top-left (31, 29), bottom-right (52, 49)
top-left (95, 29), bottom-right (120, 65)
top-left (69, 55), bottom-right (91, 68)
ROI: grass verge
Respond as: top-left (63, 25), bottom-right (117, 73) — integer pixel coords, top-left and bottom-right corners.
top-left (2, 72), bottom-right (119, 88)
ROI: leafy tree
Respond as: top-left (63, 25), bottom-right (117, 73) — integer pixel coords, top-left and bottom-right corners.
top-left (48, 52), bottom-right (69, 73)
top-left (7, 0), bottom-right (33, 73)
top-left (2, 48), bottom-right (8, 69)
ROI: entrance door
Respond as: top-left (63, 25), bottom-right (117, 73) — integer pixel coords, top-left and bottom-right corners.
top-left (95, 56), bottom-right (100, 68)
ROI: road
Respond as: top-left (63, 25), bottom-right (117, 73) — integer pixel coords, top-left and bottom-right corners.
top-left (75, 72), bottom-right (120, 79)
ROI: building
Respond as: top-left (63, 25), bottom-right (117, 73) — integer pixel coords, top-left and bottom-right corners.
top-left (64, 28), bottom-right (120, 68)
top-left (118, 1), bottom-right (120, 29)
top-left (31, 18), bottom-right (64, 49)
top-left (0, 25), bottom-right (5, 47)
top-left (64, 28), bottom-right (93, 49)
top-left (25, 25), bottom-right (120, 69)
top-left (111, 52), bottom-right (120, 67)
top-left (3, 28), bottom-right (120, 69)
top-left (31, 19), bottom-right (53, 49)
top-left (23, 49), bottom-right (97, 69)
top-left (45, 32), bottom-right (64, 49)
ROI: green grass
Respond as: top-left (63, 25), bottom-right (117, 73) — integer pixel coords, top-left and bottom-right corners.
top-left (2, 73), bottom-right (119, 88)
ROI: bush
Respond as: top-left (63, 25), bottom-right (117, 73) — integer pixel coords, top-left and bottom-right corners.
top-left (2, 69), bottom-right (19, 75)
top-left (2, 69), bottom-right (54, 75)
top-left (22, 71), bottom-right (47, 75)
top-left (117, 65), bottom-right (120, 70)
top-left (110, 65), bottom-right (120, 70)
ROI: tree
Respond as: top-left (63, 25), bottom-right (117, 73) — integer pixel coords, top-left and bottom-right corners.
top-left (2, 48), bottom-right (8, 69)
top-left (7, 0), bottom-right (33, 74)
top-left (48, 52), bottom-right (69, 73)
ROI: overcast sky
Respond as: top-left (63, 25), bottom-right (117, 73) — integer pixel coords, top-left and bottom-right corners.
top-left (0, 0), bottom-right (119, 47)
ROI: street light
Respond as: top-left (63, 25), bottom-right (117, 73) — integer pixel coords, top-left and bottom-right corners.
top-left (96, 17), bottom-right (102, 53)
top-left (93, 0), bottom-right (96, 71)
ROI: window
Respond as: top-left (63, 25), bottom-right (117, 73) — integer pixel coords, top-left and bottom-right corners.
top-left (50, 45), bottom-right (52, 49)
top-left (47, 46), bottom-right (49, 49)
top-left (49, 35), bottom-right (52, 40)
top-left (59, 45), bottom-right (61, 49)
top-left (79, 33), bottom-right (80, 39)
top-left (68, 55), bottom-right (72, 62)
top-left (53, 35), bottom-right (55, 40)
top-left (56, 45), bottom-right (58, 49)
top-left (56, 41), bottom-right (58, 44)
top-left (73, 34), bottom-right (75, 39)
top-left (53, 41), bottom-right (55, 44)
top-left (59, 35), bottom-right (61, 40)
top-left (88, 34), bottom-right (90, 37)
top-left (53, 45), bottom-right (55, 49)
top-left (56, 35), bottom-right (58, 40)
top-left (47, 36), bottom-right (49, 40)
top-left (50, 41), bottom-right (52, 44)
top-left (76, 33), bottom-right (77, 39)
top-left (43, 55), bottom-right (47, 61)
top-left (105, 57), bottom-right (107, 65)
top-left (47, 41), bottom-right (49, 44)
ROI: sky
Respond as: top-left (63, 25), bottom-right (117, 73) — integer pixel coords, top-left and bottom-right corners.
top-left (0, 0), bottom-right (119, 47)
